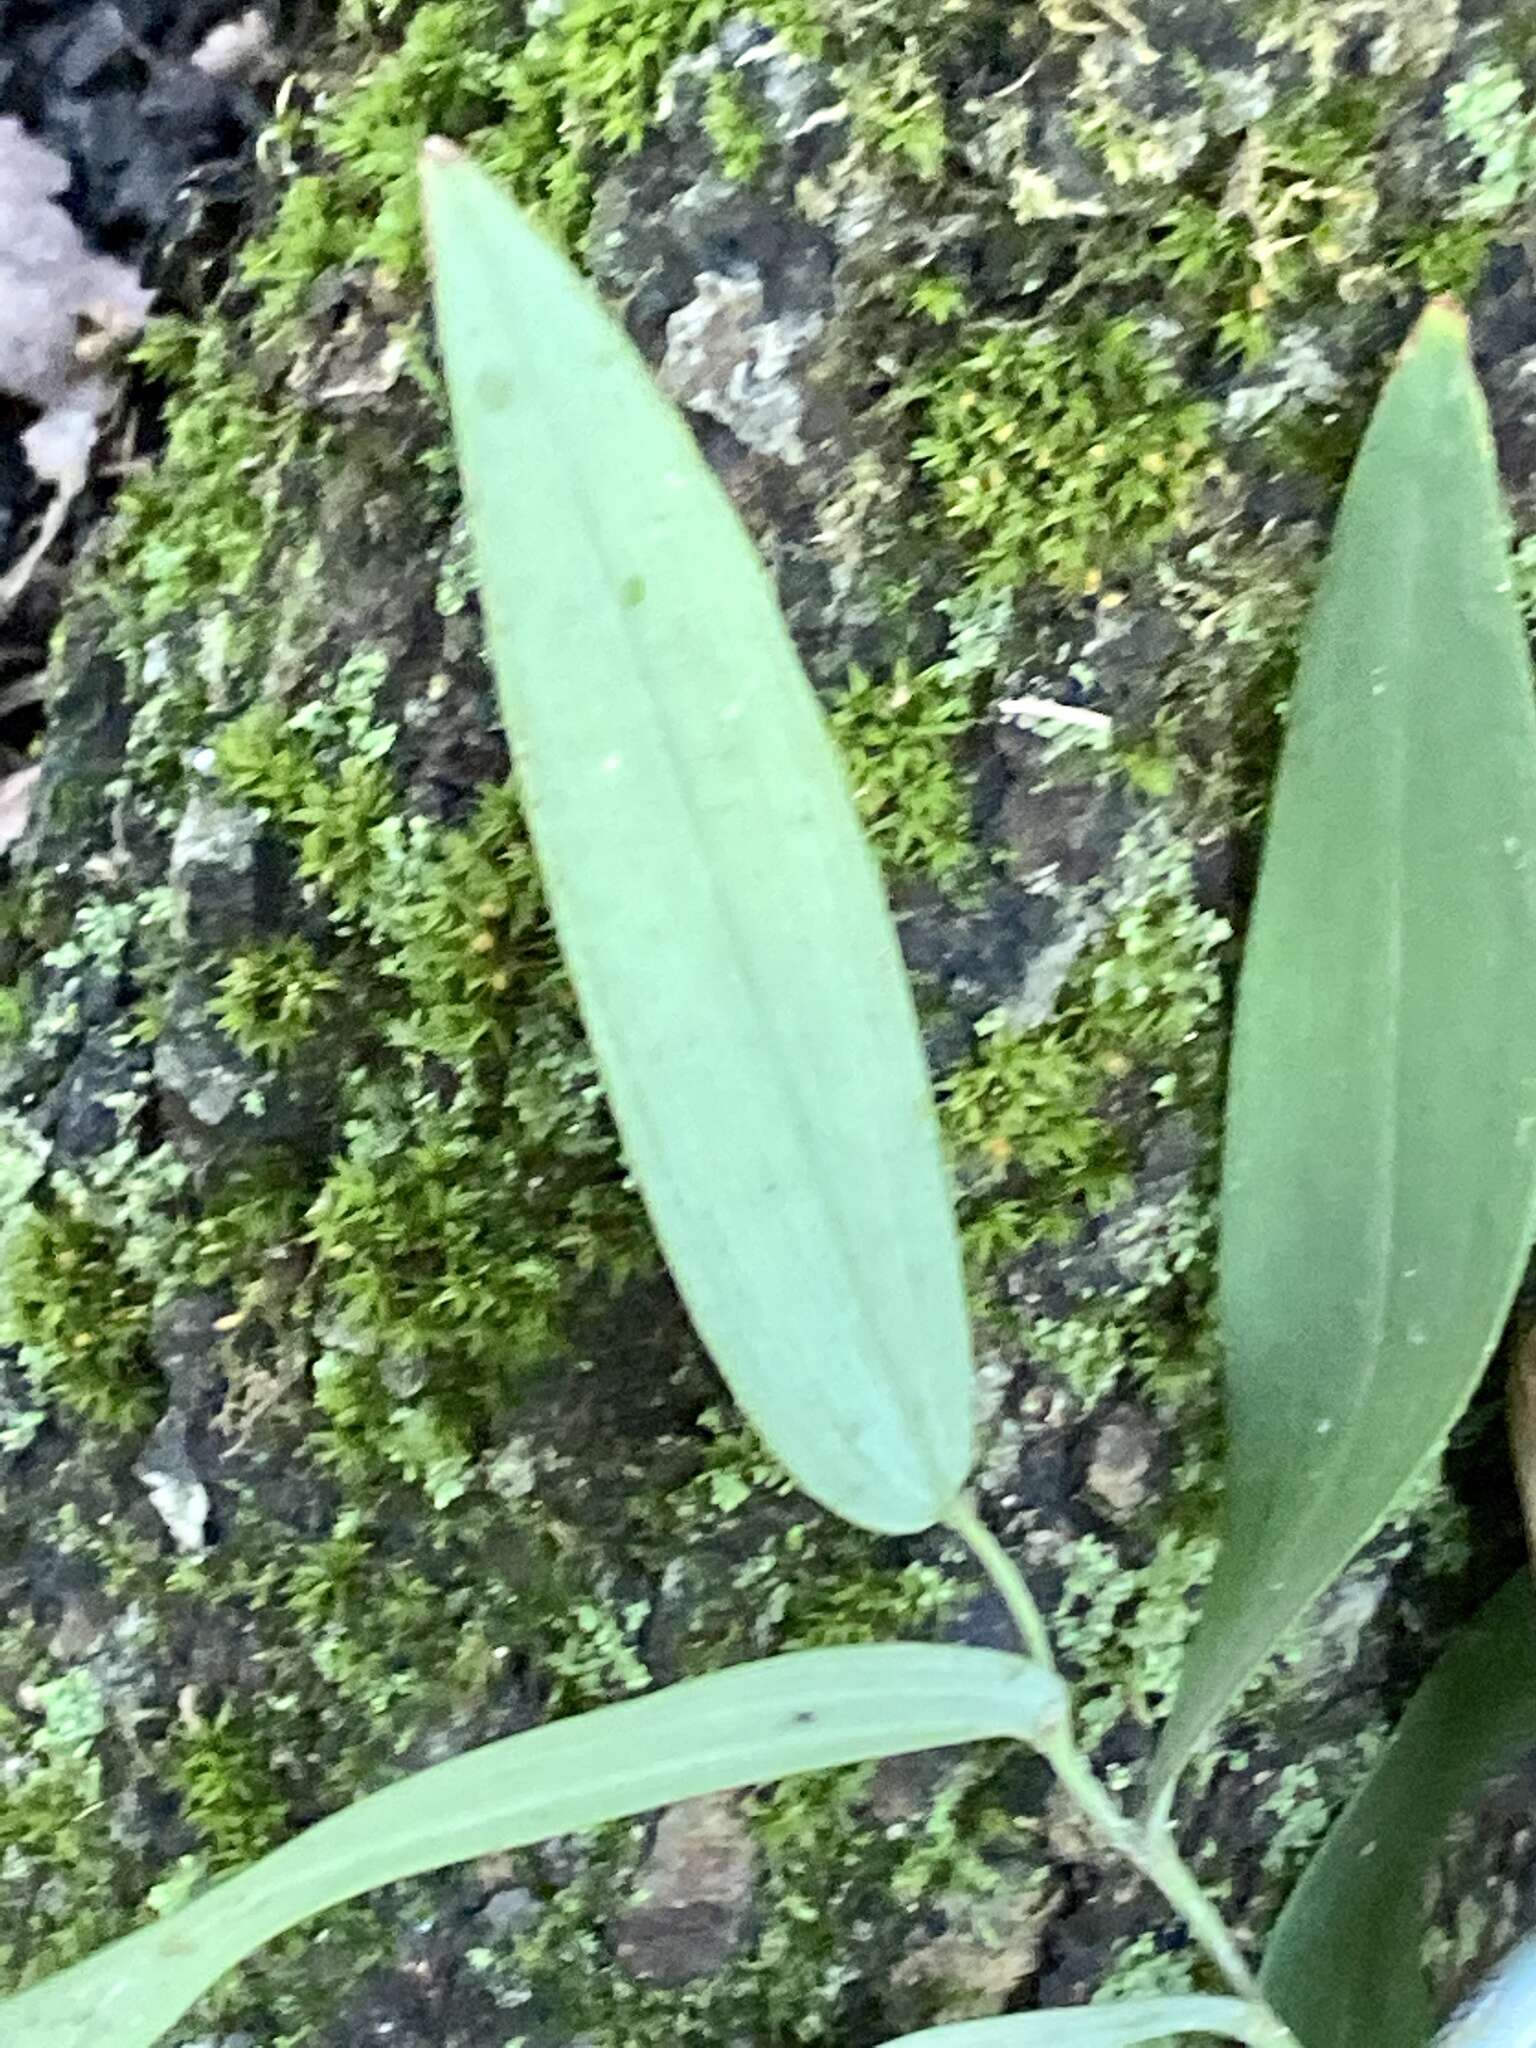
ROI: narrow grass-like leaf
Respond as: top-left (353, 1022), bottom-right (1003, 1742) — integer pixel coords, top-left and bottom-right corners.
top-left (882, 1996), bottom-right (1291, 2047)
top-left (1261, 1574), bottom-right (1536, 2048)
top-left (419, 145), bottom-right (972, 1534)
top-left (0, 1644), bottom-right (1066, 2048)
top-left (1149, 303), bottom-right (1536, 1809)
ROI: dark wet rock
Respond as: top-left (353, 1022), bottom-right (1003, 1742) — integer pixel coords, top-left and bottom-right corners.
top-left (150, 1288), bottom-right (232, 1412)
top-left (0, 3), bottom-right (276, 710)
top-left (860, 1748), bottom-right (966, 1828)
top-left (899, 882), bottom-right (1079, 1029)
top-left (15, 640), bottom-right (129, 880)
top-left (151, 969), bottom-right (330, 1173)
top-left (990, 731), bottom-right (1141, 896)
top-left (587, 29), bottom-right (885, 682)
top-left (1074, 604), bottom-right (1190, 737)
top-left (168, 788), bottom-right (283, 950)
top-left (1142, 0), bottom-right (1261, 71)
top-left (43, 1024), bottom-right (148, 1162)
top-left (659, 269), bottom-right (828, 463)
top-left (1, 0), bottom-right (265, 259)
top-left (153, 971), bottom-right (260, 1126)
top-left (612, 1793), bottom-right (759, 1985)
top-left (1001, 1110), bottom-right (1207, 1321)
top-left (1225, 330), bottom-right (1348, 437)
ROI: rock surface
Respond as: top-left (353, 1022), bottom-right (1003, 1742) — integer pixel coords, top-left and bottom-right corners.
top-left (0, 1), bottom-right (1534, 2043)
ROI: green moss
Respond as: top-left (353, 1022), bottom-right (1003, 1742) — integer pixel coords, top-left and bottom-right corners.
top-left (170, 1707), bottom-right (294, 1871)
top-left (846, 41), bottom-right (948, 180)
top-left (211, 938), bottom-right (341, 1062)
top-left (119, 321), bottom-right (310, 630)
top-left (703, 69), bottom-right (769, 181)
top-left (941, 1012), bottom-right (1129, 1270)
top-left (1256, 1734), bottom-right (1384, 1887)
top-left (1052, 1528), bottom-right (1218, 1765)
top-left (1090, 1928), bottom-right (1200, 2003)
top-left (909, 319), bottom-right (1215, 594)
top-left (829, 659), bottom-right (984, 886)
top-left (0, 1748), bottom-right (121, 1986)
top-left (247, 0), bottom-right (729, 302)
top-left (2, 0), bottom-right (1518, 2028)
top-left (1, 1207), bottom-right (157, 1428)
top-left (908, 274), bottom-right (968, 327)
top-left (308, 1096), bottom-right (566, 1375)
top-left (938, 844), bottom-right (1228, 1278)
top-left (198, 657), bottom-right (654, 1494)
top-left (1443, 60), bottom-right (1536, 219)
top-left (505, 1763), bottom-right (899, 2048)
top-left (0, 981), bottom-right (29, 1045)
top-left (1396, 218), bottom-right (1498, 297)
top-left (0, 1661), bottom-right (129, 1988)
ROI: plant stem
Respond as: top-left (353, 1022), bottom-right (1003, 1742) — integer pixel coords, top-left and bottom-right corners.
top-left (947, 1495), bottom-right (1301, 2044)
top-left (1044, 1736), bottom-right (1268, 2006)
top-left (946, 1495), bottom-right (1055, 1666)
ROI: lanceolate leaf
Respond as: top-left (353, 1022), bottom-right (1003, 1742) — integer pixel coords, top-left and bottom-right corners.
top-left (1149, 303), bottom-right (1536, 1808)
top-left (419, 146), bottom-right (971, 1535)
top-left (0, 1644), bottom-right (1066, 2048)
top-left (882, 1996), bottom-right (1292, 2047)
top-left (1261, 1574), bottom-right (1536, 2048)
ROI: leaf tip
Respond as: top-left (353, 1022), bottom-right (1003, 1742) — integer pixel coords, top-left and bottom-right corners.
top-left (1405, 294), bottom-right (1470, 357)
top-left (419, 134), bottom-right (464, 172)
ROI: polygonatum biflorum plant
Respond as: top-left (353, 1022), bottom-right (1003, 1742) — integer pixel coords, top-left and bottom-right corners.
top-left (7, 147), bottom-right (1536, 2048)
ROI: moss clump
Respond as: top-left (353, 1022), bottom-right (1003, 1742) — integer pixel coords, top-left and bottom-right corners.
top-left (2, 1208), bottom-right (156, 1429)
top-left (829, 659), bottom-right (984, 887)
top-left (246, 0), bottom-right (730, 309)
top-left (846, 40), bottom-right (948, 180)
top-left (703, 69), bottom-right (769, 181)
top-left (120, 322), bottom-right (312, 630)
top-left (210, 695), bottom-right (651, 1483)
top-left (307, 1094), bottom-right (571, 1375)
top-left (211, 938), bottom-right (341, 1062)
top-left (1443, 59), bottom-right (1536, 219)
top-left (169, 1707), bottom-right (294, 1871)
top-left (909, 319), bottom-right (1215, 595)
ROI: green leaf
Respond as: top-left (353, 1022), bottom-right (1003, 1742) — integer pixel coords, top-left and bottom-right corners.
top-left (418, 144), bottom-right (972, 1535)
top-left (1261, 1573), bottom-right (1536, 2048)
top-left (0, 1644), bottom-right (1066, 2048)
top-left (1149, 302), bottom-right (1536, 1808)
top-left (883, 1996), bottom-right (1291, 2046)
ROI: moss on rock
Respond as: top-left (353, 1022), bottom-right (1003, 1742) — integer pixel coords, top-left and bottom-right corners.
top-left (3, 0), bottom-right (1536, 2040)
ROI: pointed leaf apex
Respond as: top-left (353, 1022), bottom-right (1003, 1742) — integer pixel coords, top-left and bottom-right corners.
top-left (1405, 295), bottom-right (1470, 355)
